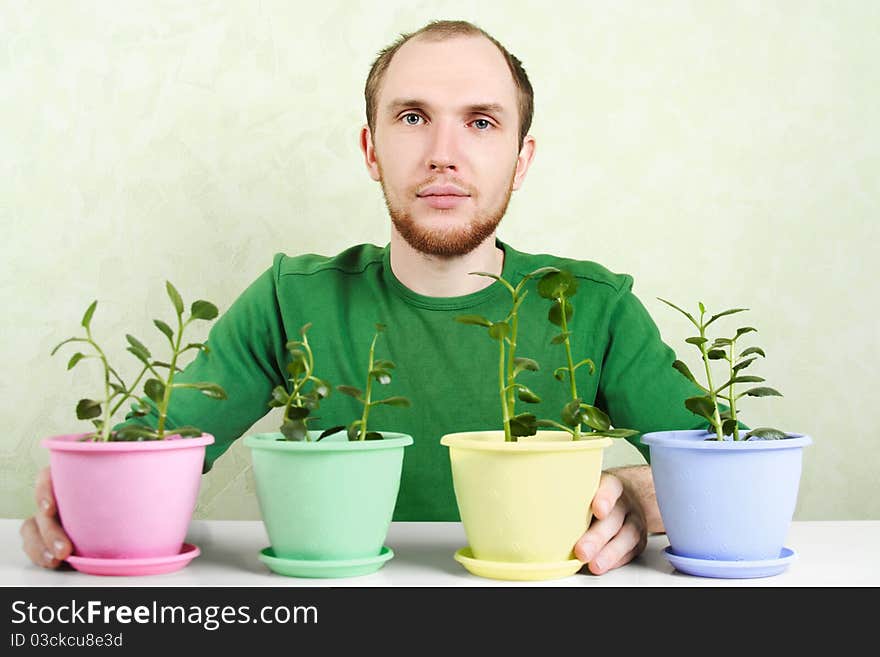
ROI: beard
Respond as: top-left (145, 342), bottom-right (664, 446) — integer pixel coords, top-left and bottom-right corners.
top-left (378, 161), bottom-right (516, 258)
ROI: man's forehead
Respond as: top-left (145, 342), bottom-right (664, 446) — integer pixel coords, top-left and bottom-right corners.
top-left (378, 34), bottom-right (517, 110)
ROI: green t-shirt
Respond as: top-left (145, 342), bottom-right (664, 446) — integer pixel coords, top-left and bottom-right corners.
top-left (126, 240), bottom-right (707, 520)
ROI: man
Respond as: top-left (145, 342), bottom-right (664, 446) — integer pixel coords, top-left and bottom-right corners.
top-left (21, 20), bottom-right (706, 575)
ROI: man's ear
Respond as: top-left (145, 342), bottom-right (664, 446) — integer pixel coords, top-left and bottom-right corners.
top-left (360, 125), bottom-right (381, 182)
top-left (512, 135), bottom-right (537, 191)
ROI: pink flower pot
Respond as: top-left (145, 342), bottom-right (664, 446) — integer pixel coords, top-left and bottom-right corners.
top-left (42, 433), bottom-right (212, 560)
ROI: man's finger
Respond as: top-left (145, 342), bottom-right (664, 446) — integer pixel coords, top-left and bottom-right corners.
top-left (19, 517), bottom-right (60, 568)
top-left (591, 472), bottom-right (623, 519)
top-left (574, 502), bottom-right (626, 563)
top-left (34, 466), bottom-right (55, 516)
top-left (34, 510), bottom-right (71, 562)
top-left (587, 518), bottom-right (643, 575)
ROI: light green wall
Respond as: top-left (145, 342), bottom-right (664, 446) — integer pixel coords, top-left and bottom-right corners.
top-left (2, 1), bottom-right (877, 521)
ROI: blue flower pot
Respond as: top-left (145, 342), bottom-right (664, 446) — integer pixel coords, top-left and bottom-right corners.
top-left (641, 430), bottom-right (811, 561)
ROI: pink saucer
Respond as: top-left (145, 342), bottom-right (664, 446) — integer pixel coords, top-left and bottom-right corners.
top-left (66, 543), bottom-right (200, 576)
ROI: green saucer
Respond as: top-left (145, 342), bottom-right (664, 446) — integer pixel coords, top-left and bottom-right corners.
top-left (454, 546), bottom-right (584, 581)
top-left (258, 546), bottom-right (394, 578)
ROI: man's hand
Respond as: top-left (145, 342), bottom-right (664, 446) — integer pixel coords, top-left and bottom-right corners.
top-left (19, 466), bottom-right (72, 568)
top-left (574, 465), bottom-right (663, 575)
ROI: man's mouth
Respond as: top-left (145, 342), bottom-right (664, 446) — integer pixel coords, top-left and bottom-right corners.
top-left (416, 184), bottom-right (471, 210)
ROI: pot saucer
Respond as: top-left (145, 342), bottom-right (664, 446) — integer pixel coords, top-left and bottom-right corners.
top-left (453, 546), bottom-right (583, 581)
top-left (258, 546), bottom-right (394, 578)
top-left (66, 543), bottom-right (200, 576)
top-left (663, 546), bottom-right (797, 579)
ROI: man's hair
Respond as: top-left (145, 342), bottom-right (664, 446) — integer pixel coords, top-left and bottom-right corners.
top-left (364, 20), bottom-right (534, 149)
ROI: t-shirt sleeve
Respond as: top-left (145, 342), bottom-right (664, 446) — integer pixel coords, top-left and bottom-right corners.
top-left (115, 261), bottom-right (289, 471)
top-left (596, 275), bottom-right (711, 462)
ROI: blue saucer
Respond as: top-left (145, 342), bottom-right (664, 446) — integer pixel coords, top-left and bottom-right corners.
top-left (663, 546), bottom-right (797, 579)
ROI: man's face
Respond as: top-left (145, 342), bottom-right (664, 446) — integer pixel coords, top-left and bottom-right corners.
top-left (361, 35), bottom-right (535, 257)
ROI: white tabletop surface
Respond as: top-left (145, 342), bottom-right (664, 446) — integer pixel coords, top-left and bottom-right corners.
top-left (2, 519), bottom-right (877, 587)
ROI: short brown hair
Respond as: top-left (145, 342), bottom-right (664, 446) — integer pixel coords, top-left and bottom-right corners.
top-left (364, 20), bottom-right (534, 148)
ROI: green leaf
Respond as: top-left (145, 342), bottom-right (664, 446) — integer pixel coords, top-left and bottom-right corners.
top-left (372, 396), bottom-right (411, 407)
top-left (711, 338), bottom-right (733, 347)
top-left (516, 386), bottom-right (542, 404)
top-left (672, 360), bottom-right (705, 390)
top-left (721, 419), bottom-right (738, 437)
top-left (144, 379), bottom-right (165, 404)
top-left (718, 375), bottom-right (766, 393)
top-left (152, 360), bottom-right (183, 373)
top-left (707, 349), bottom-right (727, 360)
top-left (738, 386), bottom-right (783, 399)
top-left (287, 359), bottom-right (306, 378)
top-left (745, 427), bottom-right (787, 440)
top-left (67, 352), bottom-right (86, 370)
top-left (346, 421), bottom-right (363, 441)
top-left (166, 281), bottom-right (184, 316)
top-left (268, 386), bottom-right (289, 408)
top-left (311, 378), bottom-right (331, 398)
top-left (154, 319), bottom-right (174, 343)
top-left (735, 327), bottom-right (757, 339)
top-left (373, 359), bottom-right (396, 370)
top-left (114, 426), bottom-right (160, 441)
top-left (126, 334), bottom-right (152, 360)
top-left (190, 300), bottom-right (219, 321)
top-left (537, 270), bottom-right (578, 300)
top-left (455, 314), bottom-right (493, 328)
top-left (685, 336), bottom-right (708, 346)
top-left (468, 271), bottom-right (516, 296)
top-left (76, 399), bottom-right (102, 420)
top-left (509, 413), bottom-right (538, 437)
top-left (188, 382), bottom-right (227, 400)
top-left (685, 395), bottom-right (716, 420)
top-left (739, 346), bottom-right (766, 359)
top-left (587, 428), bottom-right (639, 439)
top-left (488, 321), bottom-right (510, 341)
top-left (370, 368), bottom-right (392, 385)
top-left (579, 404), bottom-right (611, 432)
top-left (317, 425), bottom-right (345, 441)
top-left (337, 385), bottom-right (364, 401)
top-left (513, 357), bottom-right (539, 376)
top-left (551, 332), bottom-right (572, 345)
top-left (698, 302), bottom-right (706, 314)
top-left (547, 299), bottom-right (573, 326)
top-left (81, 301), bottom-right (98, 329)
top-left (561, 399), bottom-right (582, 427)
top-left (706, 308), bottom-right (749, 327)
top-left (173, 425), bottom-right (203, 438)
top-left (280, 418), bottom-right (308, 441)
top-left (553, 367), bottom-right (568, 382)
top-left (287, 406), bottom-right (310, 420)
top-left (657, 298), bottom-right (697, 325)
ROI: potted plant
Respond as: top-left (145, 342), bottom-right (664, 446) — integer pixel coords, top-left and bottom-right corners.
top-left (441, 268), bottom-right (637, 581)
top-left (641, 299), bottom-right (812, 578)
top-left (42, 282), bottom-right (227, 576)
top-left (244, 322), bottom-right (413, 578)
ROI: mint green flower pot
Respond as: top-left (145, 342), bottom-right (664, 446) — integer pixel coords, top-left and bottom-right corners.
top-left (243, 430), bottom-right (412, 572)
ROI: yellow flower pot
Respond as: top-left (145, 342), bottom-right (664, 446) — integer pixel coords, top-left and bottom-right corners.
top-left (440, 430), bottom-right (611, 581)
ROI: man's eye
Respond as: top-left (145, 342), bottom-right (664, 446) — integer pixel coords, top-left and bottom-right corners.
top-left (403, 113), bottom-right (423, 126)
top-left (472, 119), bottom-right (492, 130)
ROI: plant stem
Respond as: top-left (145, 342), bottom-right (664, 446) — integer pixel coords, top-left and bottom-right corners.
top-left (727, 338), bottom-right (740, 440)
top-left (157, 315), bottom-right (187, 439)
top-left (358, 332), bottom-right (379, 441)
top-left (558, 295), bottom-right (581, 439)
top-left (499, 335), bottom-right (512, 442)
top-left (108, 364), bottom-right (149, 418)
top-left (84, 327), bottom-right (112, 442)
top-left (697, 312), bottom-right (724, 439)
top-left (506, 311), bottom-right (519, 425)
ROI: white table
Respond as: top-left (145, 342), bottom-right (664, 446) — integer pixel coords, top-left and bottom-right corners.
top-left (2, 519), bottom-right (877, 587)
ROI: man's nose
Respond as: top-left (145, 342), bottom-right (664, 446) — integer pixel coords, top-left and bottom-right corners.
top-left (426, 121), bottom-right (458, 172)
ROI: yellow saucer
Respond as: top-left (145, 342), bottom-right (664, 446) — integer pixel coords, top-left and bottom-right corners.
top-left (453, 547), bottom-right (584, 581)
